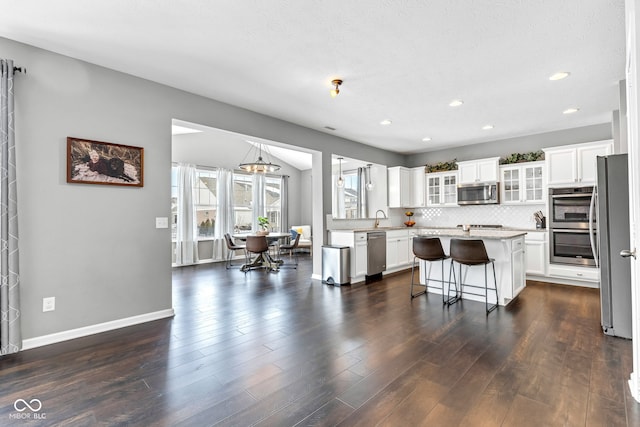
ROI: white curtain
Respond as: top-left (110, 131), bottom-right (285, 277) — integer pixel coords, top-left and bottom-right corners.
top-left (214, 168), bottom-right (234, 259)
top-left (252, 173), bottom-right (266, 231)
top-left (280, 175), bottom-right (289, 232)
top-left (0, 59), bottom-right (20, 354)
top-left (357, 167), bottom-right (368, 218)
top-left (175, 163), bottom-right (198, 265)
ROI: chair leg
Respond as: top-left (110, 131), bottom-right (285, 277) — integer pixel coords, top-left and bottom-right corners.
top-left (485, 261), bottom-right (498, 314)
top-left (410, 256), bottom-right (426, 299)
top-left (225, 249), bottom-right (232, 269)
top-left (446, 261), bottom-right (459, 305)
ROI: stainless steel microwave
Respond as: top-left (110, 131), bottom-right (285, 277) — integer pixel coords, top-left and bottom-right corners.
top-left (457, 182), bottom-right (499, 205)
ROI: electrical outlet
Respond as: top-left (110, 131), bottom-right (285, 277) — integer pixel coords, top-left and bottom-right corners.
top-left (42, 297), bottom-right (55, 312)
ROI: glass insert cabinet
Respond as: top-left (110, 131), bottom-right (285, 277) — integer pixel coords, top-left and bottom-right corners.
top-left (500, 161), bottom-right (544, 204)
top-left (426, 171), bottom-right (457, 207)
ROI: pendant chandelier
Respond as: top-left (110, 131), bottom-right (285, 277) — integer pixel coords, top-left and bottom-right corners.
top-left (239, 142), bottom-right (281, 173)
top-left (336, 157), bottom-right (345, 188)
top-left (365, 164), bottom-right (374, 191)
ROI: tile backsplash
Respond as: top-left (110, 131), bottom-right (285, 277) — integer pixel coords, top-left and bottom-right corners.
top-left (327, 203), bottom-right (546, 230)
top-left (408, 204), bottom-right (545, 229)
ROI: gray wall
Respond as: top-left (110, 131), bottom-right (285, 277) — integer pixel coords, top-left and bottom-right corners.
top-left (3, 36), bottom-right (403, 341)
top-left (404, 123), bottom-right (613, 167)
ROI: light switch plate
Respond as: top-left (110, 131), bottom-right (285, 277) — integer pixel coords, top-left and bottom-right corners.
top-left (155, 217), bottom-right (169, 228)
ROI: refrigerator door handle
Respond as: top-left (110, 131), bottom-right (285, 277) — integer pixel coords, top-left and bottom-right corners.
top-left (589, 187), bottom-right (598, 267)
top-left (620, 249), bottom-right (637, 259)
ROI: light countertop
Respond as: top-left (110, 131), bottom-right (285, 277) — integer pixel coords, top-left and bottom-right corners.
top-left (330, 226), bottom-right (529, 239)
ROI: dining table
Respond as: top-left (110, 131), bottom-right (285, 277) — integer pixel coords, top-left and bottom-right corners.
top-left (232, 232), bottom-right (291, 272)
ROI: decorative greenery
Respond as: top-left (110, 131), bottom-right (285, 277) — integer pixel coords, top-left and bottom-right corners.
top-left (424, 159), bottom-right (458, 173)
top-left (257, 216), bottom-right (270, 230)
top-left (500, 150), bottom-right (545, 165)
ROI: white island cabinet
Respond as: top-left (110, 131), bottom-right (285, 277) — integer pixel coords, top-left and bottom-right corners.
top-left (417, 229), bottom-right (527, 306)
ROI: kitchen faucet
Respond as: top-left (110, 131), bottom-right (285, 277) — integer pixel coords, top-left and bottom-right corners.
top-left (374, 209), bottom-right (387, 228)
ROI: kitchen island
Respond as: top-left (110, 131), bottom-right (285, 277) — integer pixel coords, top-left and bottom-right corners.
top-left (416, 228), bottom-right (527, 306)
top-left (329, 227), bottom-right (527, 306)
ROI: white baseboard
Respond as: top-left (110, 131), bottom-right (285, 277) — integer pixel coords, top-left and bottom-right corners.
top-left (22, 308), bottom-right (175, 351)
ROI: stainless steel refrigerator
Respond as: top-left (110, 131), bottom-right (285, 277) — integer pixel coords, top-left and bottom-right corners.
top-left (594, 154), bottom-right (632, 338)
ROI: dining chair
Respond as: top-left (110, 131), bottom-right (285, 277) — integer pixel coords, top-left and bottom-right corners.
top-left (224, 233), bottom-right (247, 269)
top-left (278, 233), bottom-right (301, 268)
top-left (243, 235), bottom-right (275, 273)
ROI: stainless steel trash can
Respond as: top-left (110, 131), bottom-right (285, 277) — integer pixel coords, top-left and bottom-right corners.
top-left (322, 245), bottom-right (351, 286)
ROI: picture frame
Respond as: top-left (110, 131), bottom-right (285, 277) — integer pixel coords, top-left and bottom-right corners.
top-left (67, 137), bottom-right (144, 187)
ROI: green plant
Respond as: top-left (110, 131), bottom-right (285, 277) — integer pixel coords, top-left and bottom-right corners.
top-left (500, 150), bottom-right (544, 164)
top-left (424, 159), bottom-right (458, 173)
top-left (257, 216), bottom-right (270, 230)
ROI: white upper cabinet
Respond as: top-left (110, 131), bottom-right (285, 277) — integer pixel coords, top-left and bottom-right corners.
top-left (426, 171), bottom-right (458, 206)
top-left (544, 140), bottom-right (613, 186)
top-left (457, 157), bottom-right (500, 184)
top-left (388, 166), bottom-right (412, 208)
top-left (410, 167), bottom-right (425, 207)
top-left (389, 166), bottom-right (426, 208)
top-left (500, 161), bottom-right (545, 204)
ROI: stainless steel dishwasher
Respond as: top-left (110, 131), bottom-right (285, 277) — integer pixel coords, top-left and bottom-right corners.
top-left (367, 231), bottom-right (387, 275)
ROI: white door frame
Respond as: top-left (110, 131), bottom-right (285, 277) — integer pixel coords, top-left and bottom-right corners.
top-left (625, 0), bottom-right (640, 402)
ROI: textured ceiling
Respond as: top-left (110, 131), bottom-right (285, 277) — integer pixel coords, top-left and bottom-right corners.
top-left (1, 0), bottom-right (626, 154)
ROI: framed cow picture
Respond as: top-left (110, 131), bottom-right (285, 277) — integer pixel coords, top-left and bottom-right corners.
top-left (67, 137), bottom-right (144, 187)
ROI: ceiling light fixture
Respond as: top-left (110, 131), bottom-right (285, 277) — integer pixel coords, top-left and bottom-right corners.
top-left (336, 157), bottom-right (345, 188)
top-left (380, 119), bottom-right (392, 125)
top-left (549, 71), bottom-right (570, 81)
top-left (365, 164), bottom-right (374, 191)
top-left (330, 79), bottom-right (343, 98)
top-left (422, 137), bottom-right (432, 142)
top-left (449, 99), bottom-right (464, 107)
top-left (239, 142), bottom-right (281, 173)
top-left (563, 107), bottom-right (580, 114)
top-left (482, 124), bottom-right (494, 130)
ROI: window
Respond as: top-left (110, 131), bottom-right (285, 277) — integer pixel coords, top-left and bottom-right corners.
top-left (171, 166), bottom-right (218, 238)
top-left (265, 176), bottom-right (281, 230)
top-left (232, 173), bottom-right (252, 231)
top-left (194, 169), bottom-right (217, 237)
top-left (172, 166), bottom-right (284, 238)
top-left (343, 171), bottom-right (358, 219)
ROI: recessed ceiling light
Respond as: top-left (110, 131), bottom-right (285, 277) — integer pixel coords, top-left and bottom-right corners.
top-left (449, 99), bottom-right (464, 107)
top-left (422, 137), bottom-right (432, 142)
top-left (482, 124), bottom-right (494, 130)
top-left (549, 71), bottom-right (570, 81)
top-left (380, 119), bottom-right (392, 125)
top-left (563, 108), bottom-right (580, 114)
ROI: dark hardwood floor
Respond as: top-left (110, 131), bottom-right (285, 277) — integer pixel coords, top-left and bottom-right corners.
top-left (1, 255), bottom-right (639, 426)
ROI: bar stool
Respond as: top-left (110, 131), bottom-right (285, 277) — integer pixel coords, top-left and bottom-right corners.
top-left (410, 236), bottom-right (456, 304)
top-left (448, 238), bottom-right (498, 314)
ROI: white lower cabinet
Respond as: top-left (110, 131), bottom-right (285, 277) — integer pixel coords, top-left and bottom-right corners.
top-left (354, 234), bottom-right (368, 278)
top-left (547, 263), bottom-right (599, 283)
top-left (330, 229), bottom-right (415, 284)
top-left (511, 237), bottom-right (525, 296)
top-left (386, 229), bottom-right (410, 270)
top-left (329, 231), bottom-right (368, 283)
top-left (525, 231), bottom-right (547, 276)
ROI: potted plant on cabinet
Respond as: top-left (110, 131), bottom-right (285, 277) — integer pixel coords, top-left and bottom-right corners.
top-left (257, 216), bottom-right (270, 236)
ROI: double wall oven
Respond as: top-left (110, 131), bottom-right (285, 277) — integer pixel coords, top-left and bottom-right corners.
top-left (549, 186), bottom-right (597, 266)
